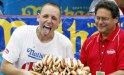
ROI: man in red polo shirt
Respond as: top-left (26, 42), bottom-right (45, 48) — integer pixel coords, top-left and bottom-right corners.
top-left (80, 0), bottom-right (124, 75)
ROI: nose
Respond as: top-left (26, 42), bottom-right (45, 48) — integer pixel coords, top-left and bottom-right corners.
top-left (47, 17), bottom-right (52, 23)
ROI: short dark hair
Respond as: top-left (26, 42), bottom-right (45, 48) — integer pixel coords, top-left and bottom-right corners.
top-left (95, 0), bottom-right (120, 19)
top-left (40, 2), bottom-right (61, 15)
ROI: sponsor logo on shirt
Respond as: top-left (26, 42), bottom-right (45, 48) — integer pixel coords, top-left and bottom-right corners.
top-left (4, 49), bottom-right (9, 54)
top-left (27, 48), bottom-right (45, 60)
top-left (107, 49), bottom-right (116, 55)
top-left (22, 62), bottom-right (34, 71)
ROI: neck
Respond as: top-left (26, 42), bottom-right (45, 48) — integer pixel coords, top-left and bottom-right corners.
top-left (36, 26), bottom-right (54, 43)
top-left (101, 29), bottom-right (115, 40)
top-left (101, 34), bottom-right (108, 39)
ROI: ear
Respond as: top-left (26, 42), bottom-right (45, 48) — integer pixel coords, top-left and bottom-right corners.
top-left (56, 19), bottom-right (62, 30)
top-left (37, 13), bottom-right (40, 22)
top-left (37, 18), bottom-right (39, 22)
top-left (58, 16), bottom-right (61, 25)
top-left (56, 18), bottom-right (62, 29)
top-left (114, 17), bottom-right (119, 24)
top-left (59, 16), bottom-right (61, 23)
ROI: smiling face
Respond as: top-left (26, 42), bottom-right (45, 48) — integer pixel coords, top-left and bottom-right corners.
top-left (95, 8), bottom-right (118, 37)
top-left (37, 4), bottom-right (61, 37)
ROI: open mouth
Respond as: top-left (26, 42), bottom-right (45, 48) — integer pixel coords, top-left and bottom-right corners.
top-left (43, 25), bottom-right (52, 35)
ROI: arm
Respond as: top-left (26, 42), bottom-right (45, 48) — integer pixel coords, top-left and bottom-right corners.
top-left (109, 37), bottom-right (124, 75)
top-left (80, 46), bottom-right (87, 65)
top-left (108, 70), bottom-right (124, 75)
top-left (80, 39), bottom-right (88, 66)
top-left (1, 59), bottom-right (33, 75)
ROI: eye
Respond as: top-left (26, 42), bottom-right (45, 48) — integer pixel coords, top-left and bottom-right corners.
top-left (102, 17), bottom-right (109, 21)
top-left (43, 15), bottom-right (48, 18)
top-left (52, 16), bottom-right (57, 20)
top-left (95, 16), bottom-right (100, 20)
top-left (95, 16), bottom-right (110, 22)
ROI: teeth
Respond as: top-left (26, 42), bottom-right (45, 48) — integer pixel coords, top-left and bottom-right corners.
top-left (46, 25), bottom-right (50, 27)
top-left (44, 25), bottom-right (51, 29)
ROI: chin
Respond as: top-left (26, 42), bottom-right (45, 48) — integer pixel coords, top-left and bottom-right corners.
top-left (98, 30), bottom-right (105, 33)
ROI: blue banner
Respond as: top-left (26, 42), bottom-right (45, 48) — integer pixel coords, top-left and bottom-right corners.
top-left (1, 16), bottom-right (124, 54)
top-left (1, 0), bottom-right (92, 15)
top-left (0, 16), bottom-right (124, 75)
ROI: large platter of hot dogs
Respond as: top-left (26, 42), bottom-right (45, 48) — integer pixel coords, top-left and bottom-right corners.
top-left (32, 55), bottom-right (91, 75)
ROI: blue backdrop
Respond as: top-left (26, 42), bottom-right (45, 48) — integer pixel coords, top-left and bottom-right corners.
top-left (0, 16), bottom-right (124, 75)
top-left (0, 0), bottom-right (92, 15)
